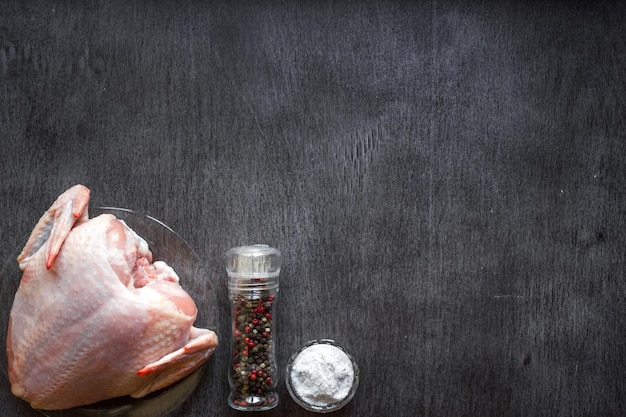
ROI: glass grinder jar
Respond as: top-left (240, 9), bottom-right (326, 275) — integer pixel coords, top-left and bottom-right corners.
top-left (225, 245), bottom-right (281, 411)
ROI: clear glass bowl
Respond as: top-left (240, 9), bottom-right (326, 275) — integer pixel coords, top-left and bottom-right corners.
top-left (285, 339), bottom-right (359, 413)
top-left (0, 207), bottom-right (218, 417)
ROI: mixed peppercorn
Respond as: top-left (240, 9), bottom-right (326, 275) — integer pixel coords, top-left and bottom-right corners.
top-left (230, 293), bottom-right (277, 408)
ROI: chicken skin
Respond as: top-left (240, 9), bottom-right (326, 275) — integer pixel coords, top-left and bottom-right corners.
top-left (7, 185), bottom-right (218, 410)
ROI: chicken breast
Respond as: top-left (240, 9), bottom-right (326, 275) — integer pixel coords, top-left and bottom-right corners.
top-left (7, 185), bottom-right (218, 410)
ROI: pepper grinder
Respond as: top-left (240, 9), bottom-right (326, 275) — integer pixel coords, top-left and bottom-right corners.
top-left (226, 244), bottom-right (281, 411)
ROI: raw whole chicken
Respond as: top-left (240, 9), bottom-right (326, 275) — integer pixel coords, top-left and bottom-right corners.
top-left (6, 185), bottom-right (218, 410)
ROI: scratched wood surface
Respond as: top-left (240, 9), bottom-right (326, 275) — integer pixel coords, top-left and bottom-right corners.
top-left (1, 1), bottom-right (625, 416)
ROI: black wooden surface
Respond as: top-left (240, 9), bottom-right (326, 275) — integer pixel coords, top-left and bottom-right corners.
top-left (1, 1), bottom-right (625, 416)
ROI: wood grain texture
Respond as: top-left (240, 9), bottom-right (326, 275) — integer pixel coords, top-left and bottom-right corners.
top-left (1, 1), bottom-right (625, 416)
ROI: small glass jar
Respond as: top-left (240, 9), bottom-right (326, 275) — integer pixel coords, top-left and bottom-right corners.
top-left (285, 339), bottom-right (359, 413)
top-left (226, 245), bottom-right (281, 411)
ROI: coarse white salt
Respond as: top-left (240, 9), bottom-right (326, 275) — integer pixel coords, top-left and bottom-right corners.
top-left (287, 341), bottom-right (358, 411)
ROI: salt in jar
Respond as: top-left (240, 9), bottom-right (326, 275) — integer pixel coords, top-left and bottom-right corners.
top-left (285, 339), bottom-right (359, 413)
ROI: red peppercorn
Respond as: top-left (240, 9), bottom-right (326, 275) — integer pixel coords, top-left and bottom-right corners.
top-left (265, 313), bottom-right (272, 319)
top-left (252, 318), bottom-right (259, 325)
top-left (265, 377), bottom-right (272, 385)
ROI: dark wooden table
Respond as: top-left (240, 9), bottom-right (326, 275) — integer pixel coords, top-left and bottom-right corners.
top-left (1, 1), bottom-right (625, 416)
